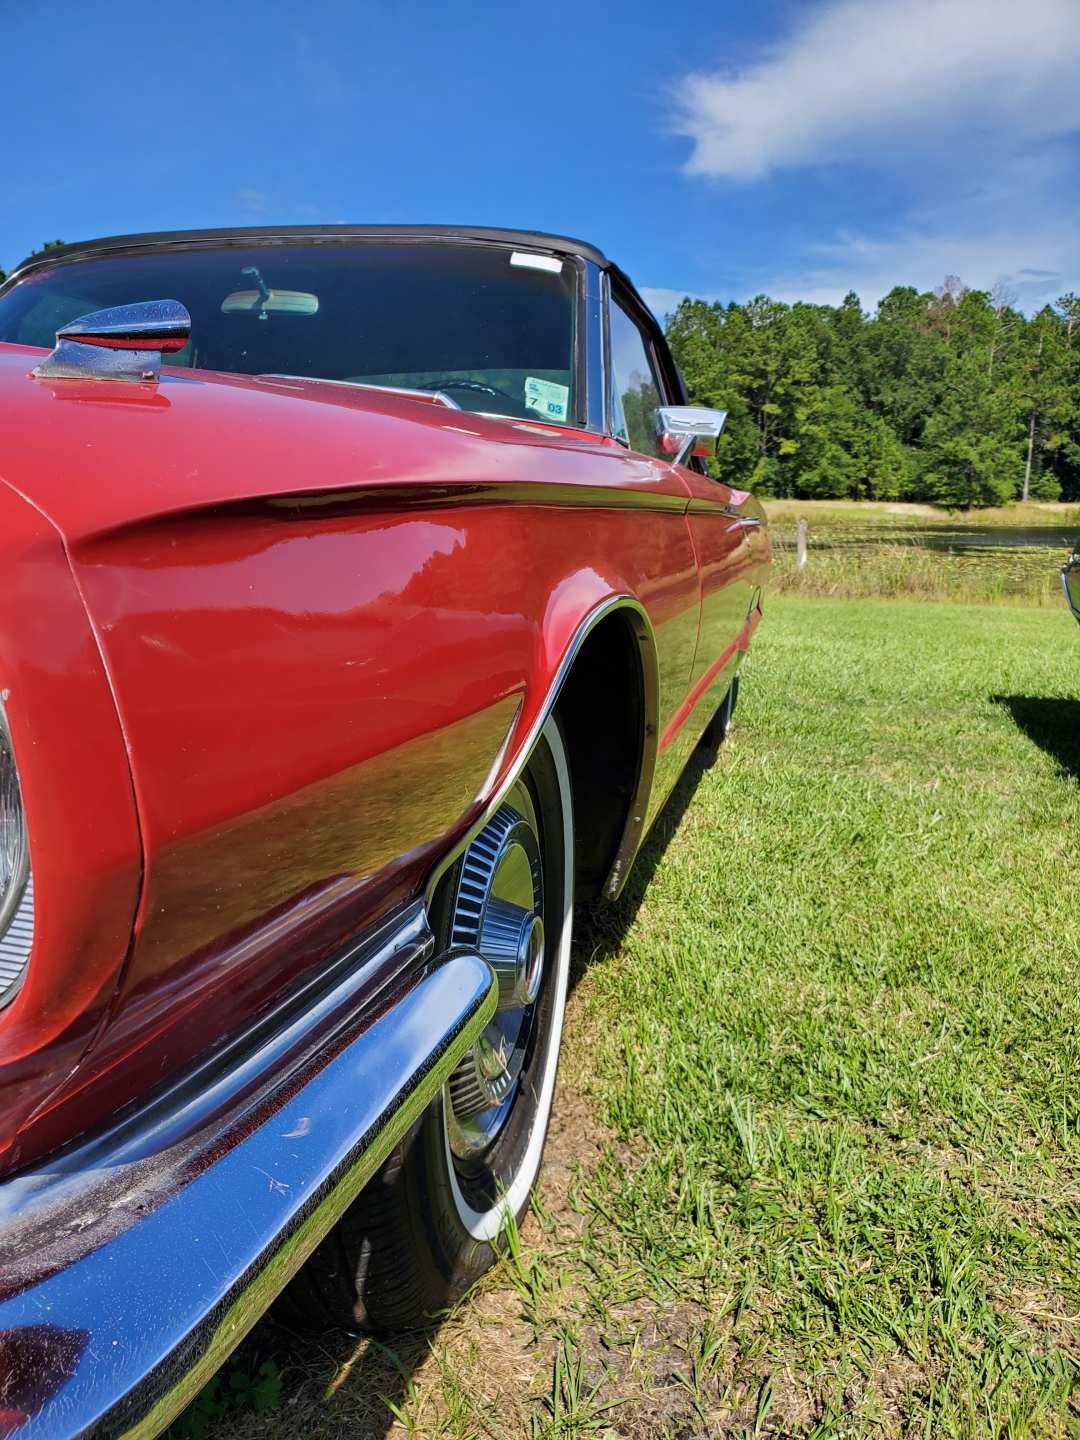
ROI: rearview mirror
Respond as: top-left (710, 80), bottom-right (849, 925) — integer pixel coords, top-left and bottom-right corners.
top-left (656, 406), bottom-right (727, 466)
top-left (221, 289), bottom-right (319, 316)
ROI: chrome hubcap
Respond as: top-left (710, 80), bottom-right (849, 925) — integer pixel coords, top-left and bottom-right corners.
top-left (482, 901), bottom-right (545, 1010)
top-left (445, 786), bottom-right (545, 1161)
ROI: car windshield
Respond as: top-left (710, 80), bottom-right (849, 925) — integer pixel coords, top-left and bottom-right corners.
top-left (0, 241), bottom-right (579, 425)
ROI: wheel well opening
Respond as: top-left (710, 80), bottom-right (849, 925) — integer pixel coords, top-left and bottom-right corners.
top-left (555, 612), bottom-right (649, 903)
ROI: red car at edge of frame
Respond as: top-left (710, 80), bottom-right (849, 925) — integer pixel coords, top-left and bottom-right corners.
top-left (0, 225), bottom-right (769, 1438)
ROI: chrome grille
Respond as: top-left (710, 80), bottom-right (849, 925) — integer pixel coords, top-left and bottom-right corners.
top-left (0, 870), bottom-right (33, 1005)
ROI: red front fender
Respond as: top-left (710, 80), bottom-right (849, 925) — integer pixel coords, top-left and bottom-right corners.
top-left (0, 480), bottom-right (141, 1174)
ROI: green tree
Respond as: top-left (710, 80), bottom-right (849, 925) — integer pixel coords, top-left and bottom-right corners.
top-left (921, 347), bottom-right (1024, 506)
top-left (1014, 307), bottom-right (1071, 501)
top-left (798, 385), bottom-right (908, 499)
top-left (668, 274), bottom-right (1077, 508)
top-left (861, 286), bottom-right (947, 449)
top-left (667, 298), bottom-right (771, 489)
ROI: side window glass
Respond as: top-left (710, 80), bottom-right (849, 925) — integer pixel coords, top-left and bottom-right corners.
top-left (608, 300), bottom-right (664, 457)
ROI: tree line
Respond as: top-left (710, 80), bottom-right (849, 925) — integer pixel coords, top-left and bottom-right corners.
top-left (666, 279), bottom-right (1080, 506)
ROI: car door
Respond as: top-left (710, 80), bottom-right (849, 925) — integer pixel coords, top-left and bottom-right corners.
top-left (604, 287), bottom-right (705, 806)
top-left (607, 286), bottom-right (750, 720)
top-left (676, 467), bottom-right (763, 696)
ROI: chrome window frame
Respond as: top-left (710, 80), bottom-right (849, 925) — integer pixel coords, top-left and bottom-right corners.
top-left (601, 271), bottom-right (679, 452)
top-left (580, 260), bottom-right (606, 434)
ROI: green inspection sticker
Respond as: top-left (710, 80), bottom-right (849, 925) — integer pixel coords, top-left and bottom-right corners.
top-left (524, 376), bottom-right (569, 422)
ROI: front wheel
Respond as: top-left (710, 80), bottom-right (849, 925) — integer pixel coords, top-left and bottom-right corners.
top-left (283, 717), bottom-right (574, 1331)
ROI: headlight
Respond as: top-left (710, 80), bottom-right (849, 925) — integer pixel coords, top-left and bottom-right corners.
top-left (0, 706), bottom-right (33, 1007)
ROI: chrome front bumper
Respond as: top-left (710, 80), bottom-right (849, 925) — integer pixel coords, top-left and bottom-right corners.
top-left (0, 904), bottom-right (495, 1438)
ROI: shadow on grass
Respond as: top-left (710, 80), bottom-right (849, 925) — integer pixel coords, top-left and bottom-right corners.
top-left (570, 738), bottom-right (714, 993)
top-left (186, 742), bottom-right (717, 1440)
top-left (992, 694), bottom-right (1080, 786)
top-left (179, 1321), bottom-right (437, 1440)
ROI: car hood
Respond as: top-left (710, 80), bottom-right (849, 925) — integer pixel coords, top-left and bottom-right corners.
top-left (0, 342), bottom-right (617, 544)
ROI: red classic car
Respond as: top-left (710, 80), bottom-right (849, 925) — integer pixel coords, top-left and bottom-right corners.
top-left (0, 226), bottom-right (768, 1436)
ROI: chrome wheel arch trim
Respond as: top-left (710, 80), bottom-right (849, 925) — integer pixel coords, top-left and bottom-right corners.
top-left (424, 593), bottom-right (660, 911)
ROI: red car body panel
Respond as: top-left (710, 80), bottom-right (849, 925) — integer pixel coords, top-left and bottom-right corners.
top-left (0, 344), bottom-right (767, 1173)
top-left (0, 480), bottom-right (142, 1171)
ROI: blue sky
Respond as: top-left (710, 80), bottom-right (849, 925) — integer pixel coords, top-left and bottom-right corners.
top-left (4, 0), bottom-right (1078, 316)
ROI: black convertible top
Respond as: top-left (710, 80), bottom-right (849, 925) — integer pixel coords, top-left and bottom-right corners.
top-left (14, 225), bottom-right (613, 276)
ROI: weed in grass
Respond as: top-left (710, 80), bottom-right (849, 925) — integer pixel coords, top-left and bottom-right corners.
top-left (673, 1316), bottom-right (729, 1426)
top-left (501, 1203), bottom-right (560, 1338)
top-left (527, 1337), bottom-right (622, 1439)
top-left (376, 1343), bottom-right (422, 1438)
top-left (726, 1094), bottom-right (761, 1175)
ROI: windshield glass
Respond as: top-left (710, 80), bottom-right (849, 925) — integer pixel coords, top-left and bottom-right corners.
top-left (0, 242), bottom-right (579, 425)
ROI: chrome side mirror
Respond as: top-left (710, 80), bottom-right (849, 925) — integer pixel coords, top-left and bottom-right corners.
top-left (32, 300), bottom-right (191, 384)
top-left (656, 406), bottom-right (727, 466)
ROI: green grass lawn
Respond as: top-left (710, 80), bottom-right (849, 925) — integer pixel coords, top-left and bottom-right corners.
top-left (190, 596), bottom-right (1080, 1439)
top-left (566, 598), bottom-right (1080, 1436)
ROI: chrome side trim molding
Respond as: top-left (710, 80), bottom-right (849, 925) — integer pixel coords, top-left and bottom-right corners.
top-left (263, 479), bottom-right (692, 517)
top-left (0, 914), bottom-right (496, 1439)
top-left (686, 497), bottom-right (764, 524)
top-left (425, 594), bottom-right (660, 910)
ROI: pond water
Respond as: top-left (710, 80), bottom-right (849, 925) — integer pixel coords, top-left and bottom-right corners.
top-left (782, 524), bottom-right (1078, 555)
top-left (880, 526), bottom-right (1077, 553)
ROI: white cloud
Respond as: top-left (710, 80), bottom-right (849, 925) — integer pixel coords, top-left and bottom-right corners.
top-left (644, 216), bottom-right (1080, 318)
top-left (638, 286), bottom-right (714, 321)
top-left (769, 218), bottom-right (1080, 311)
top-left (663, 0), bottom-right (1080, 313)
top-left (236, 187), bottom-right (270, 215)
top-left (678, 0), bottom-right (1080, 180)
top-left (234, 188), bottom-right (324, 222)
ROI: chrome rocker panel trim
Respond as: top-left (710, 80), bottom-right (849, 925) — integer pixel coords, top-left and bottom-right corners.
top-left (0, 906), bottom-right (496, 1439)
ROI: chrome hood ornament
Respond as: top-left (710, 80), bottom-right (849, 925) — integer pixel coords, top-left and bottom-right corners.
top-left (32, 299), bottom-right (191, 383)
